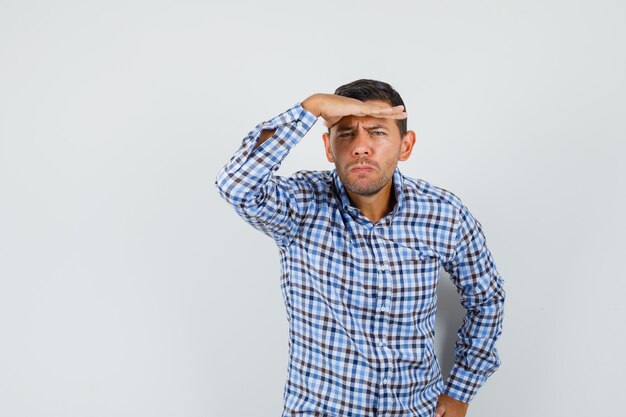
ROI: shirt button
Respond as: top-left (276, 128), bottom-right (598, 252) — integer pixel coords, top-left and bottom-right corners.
top-left (378, 340), bottom-right (386, 347)
top-left (380, 305), bottom-right (388, 312)
top-left (382, 378), bottom-right (389, 385)
top-left (379, 264), bottom-right (388, 272)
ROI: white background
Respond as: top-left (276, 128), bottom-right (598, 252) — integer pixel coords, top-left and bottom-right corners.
top-left (1, 1), bottom-right (625, 416)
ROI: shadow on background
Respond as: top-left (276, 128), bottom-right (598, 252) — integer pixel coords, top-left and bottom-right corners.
top-left (434, 270), bottom-right (465, 380)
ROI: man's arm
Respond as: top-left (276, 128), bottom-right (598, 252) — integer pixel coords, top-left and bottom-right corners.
top-left (253, 94), bottom-right (407, 149)
top-left (438, 203), bottom-right (506, 415)
top-left (215, 94), bottom-right (407, 246)
top-left (215, 103), bottom-right (316, 246)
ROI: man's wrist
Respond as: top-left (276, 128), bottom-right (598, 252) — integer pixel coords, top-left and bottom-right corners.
top-left (301, 94), bottom-right (323, 117)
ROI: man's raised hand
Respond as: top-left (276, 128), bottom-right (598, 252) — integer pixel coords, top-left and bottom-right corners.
top-left (301, 93), bottom-right (407, 128)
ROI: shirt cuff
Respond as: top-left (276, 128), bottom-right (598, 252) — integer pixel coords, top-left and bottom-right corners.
top-left (442, 362), bottom-right (488, 403)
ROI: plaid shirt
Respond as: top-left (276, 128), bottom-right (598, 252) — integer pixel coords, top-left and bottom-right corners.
top-left (215, 103), bottom-right (505, 417)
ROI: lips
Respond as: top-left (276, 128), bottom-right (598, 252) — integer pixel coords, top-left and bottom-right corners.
top-left (349, 162), bottom-right (377, 173)
top-left (351, 166), bottom-right (375, 173)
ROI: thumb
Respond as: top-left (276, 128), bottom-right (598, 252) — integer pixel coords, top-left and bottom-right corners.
top-left (434, 403), bottom-right (445, 417)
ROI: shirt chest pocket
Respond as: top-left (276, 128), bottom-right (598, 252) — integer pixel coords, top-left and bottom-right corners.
top-left (390, 247), bottom-right (441, 309)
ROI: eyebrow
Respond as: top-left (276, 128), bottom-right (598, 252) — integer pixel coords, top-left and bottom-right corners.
top-left (335, 124), bottom-right (389, 132)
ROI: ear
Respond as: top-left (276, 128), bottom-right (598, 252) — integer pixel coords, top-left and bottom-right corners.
top-left (398, 130), bottom-right (416, 161)
top-left (322, 132), bottom-right (335, 163)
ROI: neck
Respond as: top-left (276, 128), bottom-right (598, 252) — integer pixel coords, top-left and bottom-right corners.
top-left (346, 180), bottom-right (396, 224)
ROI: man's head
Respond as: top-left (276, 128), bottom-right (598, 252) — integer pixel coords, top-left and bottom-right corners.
top-left (334, 79), bottom-right (407, 136)
top-left (322, 79), bottom-right (415, 198)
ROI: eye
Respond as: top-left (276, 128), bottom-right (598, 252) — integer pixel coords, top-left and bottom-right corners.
top-left (338, 132), bottom-right (354, 138)
top-left (370, 131), bottom-right (385, 136)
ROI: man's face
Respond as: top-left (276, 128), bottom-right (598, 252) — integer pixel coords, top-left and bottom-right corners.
top-left (322, 100), bottom-right (415, 197)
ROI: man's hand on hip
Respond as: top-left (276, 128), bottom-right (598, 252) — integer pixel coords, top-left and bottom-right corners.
top-left (301, 93), bottom-right (407, 128)
top-left (434, 393), bottom-right (469, 417)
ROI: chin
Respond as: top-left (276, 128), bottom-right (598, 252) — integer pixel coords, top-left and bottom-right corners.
top-left (346, 181), bottom-right (385, 196)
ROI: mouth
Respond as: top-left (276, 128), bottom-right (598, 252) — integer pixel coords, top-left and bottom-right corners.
top-left (350, 166), bottom-right (375, 173)
top-left (349, 163), bottom-right (377, 173)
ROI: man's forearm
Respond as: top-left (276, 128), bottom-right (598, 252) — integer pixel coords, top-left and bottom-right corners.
top-left (216, 103), bottom-right (316, 207)
top-left (253, 128), bottom-right (276, 149)
top-left (252, 94), bottom-right (323, 150)
top-left (214, 103), bottom-right (318, 244)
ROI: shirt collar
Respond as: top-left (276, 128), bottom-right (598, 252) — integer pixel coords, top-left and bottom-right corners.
top-left (332, 167), bottom-right (405, 222)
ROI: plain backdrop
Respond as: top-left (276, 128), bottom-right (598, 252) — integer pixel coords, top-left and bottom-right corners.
top-left (1, 1), bottom-right (625, 416)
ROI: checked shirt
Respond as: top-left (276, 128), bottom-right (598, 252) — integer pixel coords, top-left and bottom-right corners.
top-left (215, 103), bottom-right (505, 417)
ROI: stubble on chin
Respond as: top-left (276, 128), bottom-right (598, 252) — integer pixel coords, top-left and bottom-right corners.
top-left (339, 167), bottom-right (393, 196)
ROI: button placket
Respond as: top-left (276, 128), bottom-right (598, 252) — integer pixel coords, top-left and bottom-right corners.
top-left (369, 227), bottom-right (393, 392)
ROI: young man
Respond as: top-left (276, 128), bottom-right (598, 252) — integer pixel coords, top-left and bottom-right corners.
top-left (215, 79), bottom-right (505, 417)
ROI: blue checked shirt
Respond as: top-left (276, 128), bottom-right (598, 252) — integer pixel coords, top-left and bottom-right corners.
top-left (215, 103), bottom-right (505, 417)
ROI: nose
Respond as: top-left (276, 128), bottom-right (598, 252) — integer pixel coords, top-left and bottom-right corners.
top-left (351, 129), bottom-right (371, 157)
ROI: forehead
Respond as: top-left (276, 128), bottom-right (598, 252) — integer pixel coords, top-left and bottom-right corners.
top-left (331, 99), bottom-right (400, 132)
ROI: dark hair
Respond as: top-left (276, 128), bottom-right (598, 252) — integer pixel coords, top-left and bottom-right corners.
top-left (334, 79), bottom-right (407, 136)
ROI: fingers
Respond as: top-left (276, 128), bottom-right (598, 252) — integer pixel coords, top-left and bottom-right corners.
top-left (373, 110), bottom-right (408, 119)
top-left (378, 104), bottom-right (406, 114)
top-left (359, 104), bottom-right (406, 117)
top-left (388, 111), bottom-right (409, 120)
top-left (435, 402), bottom-right (445, 417)
top-left (347, 104), bottom-right (407, 121)
top-left (321, 103), bottom-right (408, 128)
top-left (322, 111), bottom-right (408, 128)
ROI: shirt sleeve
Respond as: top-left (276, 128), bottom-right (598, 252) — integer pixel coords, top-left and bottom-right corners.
top-left (214, 103), bottom-right (318, 247)
top-left (441, 203), bottom-right (506, 403)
